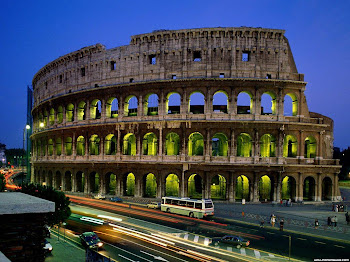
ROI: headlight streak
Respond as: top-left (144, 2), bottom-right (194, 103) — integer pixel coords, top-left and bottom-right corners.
top-left (80, 216), bottom-right (104, 225)
top-left (97, 214), bottom-right (123, 222)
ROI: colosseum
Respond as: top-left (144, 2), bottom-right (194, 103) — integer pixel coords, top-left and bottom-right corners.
top-left (31, 27), bottom-right (341, 203)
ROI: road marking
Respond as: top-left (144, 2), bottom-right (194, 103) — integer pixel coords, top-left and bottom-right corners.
top-left (140, 250), bottom-right (168, 261)
top-left (315, 241), bottom-right (326, 245)
top-left (184, 234), bottom-right (188, 240)
top-left (240, 248), bottom-right (246, 256)
top-left (297, 238), bottom-right (307, 241)
top-left (334, 245), bottom-right (345, 248)
top-left (193, 235), bottom-right (199, 243)
top-left (267, 232), bottom-right (275, 235)
top-left (254, 250), bottom-right (261, 259)
top-left (119, 254), bottom-right (139, 262)
top-left (227, 247), bottom-right (232, 252)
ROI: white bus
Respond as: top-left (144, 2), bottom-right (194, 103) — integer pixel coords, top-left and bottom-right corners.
top-left (161, 197), bottom-right (214, 219)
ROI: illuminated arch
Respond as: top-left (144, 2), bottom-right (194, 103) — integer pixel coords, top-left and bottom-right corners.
top-left (105, 134), bottom-right (116, 155)
top-left (260, 134), bottom-right (276, 157)
top-left (76, 136), bottom-right (85, 156)
top-left (212, 133), bottom-right (228, 156)
top-left (124, 95), bottom-right (138, 116)
top-left (211, 174), bottom-right (226, 199)
top-left (90, 99), bottom-right (101, 119)
top-left (65, 137), bottom-right (72, 156)
top-left (89, 172), bottom-right (100, 193)
top-left (55, 137), bottom-right (62, 156)
top-left (43, 110), bottom-right (48, 127)
top-left (49, 108), bottom-right (55, 125)
top-left (213, 91), bottom-right (228, 113)
top-left (188, 174), bottom-right (202, 198)
top-left (303, 176), bottom-right (315, 201)
top-left (188, 132), bottom-right (204, 156)
top-left (57, 106), bottom-right (63, 123)
top-left (166, 92), bottom-right (181, 114)
top-left (283, 135), bottom-right (297, 157)
top-left (124, 173), bottom-right (135, 196)
top-left (284, 93), bottom-right (298, 116)
top-left (258, 175), bottom-right (272, 201)
top-left (77, 101), bottom-right (86, 121)
top-left (261, 91), bottom-right (277, 115)
top-left (237, 91), bottom-right (253, 114)
top-left (105, 172), bottom-right (116, 195)
top-left (189, 91), bottom-right (205, 114)
top-left (305, 136), bottom-right (317, 158)
top-left (237, 133), bottom-right (252, 157)
top-left (281, 176), bottom-right (297, 201)
top-left (48, 139), bottom-right (53, 156)
top-left (66, 103), bottom-right (74, 122)
top-left (165, 174), bottom-right (179, 196)
top-left (322, 177), bottom-right (332, 200)
top-left (89, 135), bottom-right (100, 155)
top-left (123, 133), bottom-right (136, 155)
top-left (142, 132), bottom-right (158, 155)
top-left (144, 173), bottom-right (157, 197)
top-left (144, 93), bottom-right (159, 116)
top-left (106, 97), bottom-right (118, 118)
top-left (165, 132), bottom-right (180, 155)
top-left (236, 175), bottom-right (250, 201)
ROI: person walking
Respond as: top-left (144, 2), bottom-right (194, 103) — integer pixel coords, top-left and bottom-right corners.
top-left (327, 216), bottom-right (331, 226)
top-left (335, 205), bottom-right (339, 212)
top-left (345, 212), bottom-right (349, 225)
top-left (271, 215), bottom-right (276, 227)
top-left (280, 219), bottom-right (284, 231)
top-left (315, 219), bottom-right (319, 229)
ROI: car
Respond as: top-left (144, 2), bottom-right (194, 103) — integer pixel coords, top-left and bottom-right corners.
top-left (109, 196), bottom-right (123, 202)
top-left (43, 239), bottom-right (53, 253)
top-left (79, 232), bottom-right (103, 249)
top-left (212, 235), bottom-right (250, 249)
top-left (94, 194), bottom-right (106, 200)
top-left (147, 202), bottom-right (161, 209)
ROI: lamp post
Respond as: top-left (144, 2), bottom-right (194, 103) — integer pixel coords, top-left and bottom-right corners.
top-left (22, 125), bottom-right (30, 186)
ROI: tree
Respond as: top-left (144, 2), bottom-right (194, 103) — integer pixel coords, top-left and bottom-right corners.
top-left (0, 173), bottom-right (5, 192)
top-left (19, 184), bottom-right (71, 226)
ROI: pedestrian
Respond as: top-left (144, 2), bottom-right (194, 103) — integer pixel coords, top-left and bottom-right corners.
top-left (315, 219), bottom-right (319, 229)
top-left (271, 215), bottom-right (276, 227)
top-left (280, 219), bottom-right (284, 231)
top-left (331, 216), bottom-right (335, 227)
top-left (345, 212), bottom-right (349, 225)
top-left (334, 216), bottom-right (338, 227)
top-left (327, 216), bottom-right (331, 226)
top-left (335, 204), bottom-right (339, 212)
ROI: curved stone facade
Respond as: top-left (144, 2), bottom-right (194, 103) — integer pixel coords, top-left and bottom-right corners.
top-left (31, 27), bottom-right (341, 202)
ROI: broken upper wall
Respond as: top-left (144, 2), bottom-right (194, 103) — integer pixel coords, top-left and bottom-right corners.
top-left (32, 27), bottom-right (304, 107)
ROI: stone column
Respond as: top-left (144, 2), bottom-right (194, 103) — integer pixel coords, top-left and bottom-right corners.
top-left (254, 90), bottom-right (260, 119)
top-left (231, 90), bottom-right (237, 116)
top-left (276, 172), bottom-right (282, 202)
top-left (205, 129), bottom-right (211, 160)
top-left (299, 130), bottom-right (304, 159)
top-left (86, 100), bottom-right (90, 121)
top-left (298, 172), bottom-right (303, 202)
top-left (72, 132), bottom-right (76, 158)
top-left (156, 173), bottom-right (162, 198)
top-left (316, 173), bottom-right (322, 201)
top-left (159, 127), bottom-right (163, 157)
top-left (101, 99), bottom-right (106, 121)
top-left (73, 102), bottom-right (78, 123)
top-left (204, 172), bottom-right (210, 199)
top-left (84, 169), bottom-right (89, 194)
top-left (101, 136), bottom-right (105, 159)
top-left (61, 135), bottom-right (65, 157)
top-left (180, 169), bottom-right (186, 198)
top-left (252, 172), bottom-right (259, 202)
top-left (230, 129), bottom-right (235, 162)
top-left (180, 88), bottom-right (187, 116)
top-left (85, 133), bottom-right (89, 158)
top-left (137, 132), bottom-right (141, 158)
top-left (228, 171), bottom-right (235, 202)
top-left (138, 95), bottom-right (143, 117)
top-left (277, 88), bottom-right (283, 120)
top-left (71, 172), bottom-right (77, 193)
top-left (100, 173), bottom-right (106, 195)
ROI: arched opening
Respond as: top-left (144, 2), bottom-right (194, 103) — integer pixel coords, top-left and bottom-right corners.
top-left (39, 112), bottom-right (43, 128)
top-left (237, 133), bottom-right (252, 157)
top-left (142, 132), bottom-right (158, 155)
top-left (144, 173), bottom-right (157, 197)
top-left (124, 173), bottom-right (135, 196)
top-left (89, 135), bottom-right (100, 155)
top-left (49, 108), bottom-right (55, 125)
top-left (89, 172), bottom-right (100, 193)
top-left (55, 171), bottom-right (62, 190)
top-left (64, 171), bottom-right (72, 191)
top-left (211, 175), bottom-right (226, 199)
top-left (76, 136), bottom-right (85, 156)
top-left (77, 101), bottom-right (86, 121)
top-left (76, 171), bottom-right (84, 192)
top-left (165, 132), bottom-right (180, 155)
top-left (212, 133), bottom-right (228, 156)
top-left (144, 94), bottom-right (159, 116)
top-left (166, 92), bottom-right (181, 114)
top-left (165, 174), bottom-right (179, 196)
top-left (236, 175), bottom-right (250, 201)
top-left (188, 174), bottom-right (202, 198)
top-left (55, 137), bottom-right (62, 156)
top-left (57, 106), bottom-right (63, 123)
top-left (283, 135), bottom-right (297, 157)
top-left (189, 92), bottom-right (205, 114)
top-left (124, 95), bottom-right (138, 116)
top-left (43, 110), bottom-right (48, 127)
top-left (261, 92), bottom-right (277, 115)
top-left (123, 133), bottom-right (136, 155)
top-left (284, 93), bottom-right (298, 116)
top-left (65, 137), bottom-right (72, 156)
top-left (105, 172), bottom-right (116, 195)
top-left (237, 91), bottom-right (253, 114)
top-left (188, 132), bottom-right (204, 156)
top-left (90, 99), bottom-right (102, 120)
top-left (260, 134), bottom-right (276, 157)
top-left (322, 177), bottom-right (333, 200)
top-left (305, 136), bottom-right (317, 158)
top-left (281, 176), bottom-right (297, 201)
top-left (258, 175), bottom-right (273, 201)
top-left (106, 97), bottom-right (118, 118)
top-left (66, 103), bottom-right (74, 122)
top-left (213, 91), bottom-right (228, 113)
top-left (105, 134), bottom-right (116, 155)
top-left (41, 139), bottom-right (47, 156)
top-left (303, 176), bottom-right (316, 201)
top-left (47, 171), bottom-right (53, 187)
top-left (48, 139), bottom-right (53, 156)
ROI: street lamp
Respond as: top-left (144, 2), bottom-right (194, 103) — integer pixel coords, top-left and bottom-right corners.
top-left (39, 122), bottom-right (44, 128)
top-left (22, 125), bottom-right (31, 186)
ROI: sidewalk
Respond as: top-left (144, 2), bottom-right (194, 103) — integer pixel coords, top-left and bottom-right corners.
top-left (44, 235), bottom-right (85, 262)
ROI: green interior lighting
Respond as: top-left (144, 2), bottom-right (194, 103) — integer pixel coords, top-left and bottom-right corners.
top-left (65, 137), bottom-right (73, 155)
top-left (259, 175), bottom-right (271, 200)
top-left (145, 173), bottom-right (157, 197)
top-left (78, 101), bottom-right (86, 121)
top-left (165, 174), bottom-right (179, 196)
top-left (66, 104), bottom-right (74, 122)
top-left (304, 136), bottom-right (317, 158)
top-left (188, 174), bottom-right (202, 198)
top-left (212, 133), bottom-right (228, 156)
top-left (126, 173), bottom-right (135, 196)
top-left (143, 133), bottom-right (157, 155)
top-left (165, 132), bottom-right (180, 155)
top-left (237, 133), bottom-right (252, 157)
top-left (123, 133), bottom-right (136, 155)
top-left (188, 132), bottom-right (204, 156)
top-left (76, 136), bottom-right (85, 156)
top-left (260, 134), bottom-right (276, 157)
top-left (283, 135), bottom-right (297, 157)
top-left (55, 138), bottom-right (62, 155)
top-left (105, 134), bottom-right (116, 155)
top-left (211, 175), bottom-right (226, 199)
top-left (89, 135), bottom-right (100, 155)
top-left (236, 175), bottom-right (249, 200)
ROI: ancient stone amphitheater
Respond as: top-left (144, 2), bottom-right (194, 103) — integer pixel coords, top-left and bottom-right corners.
top-left (31, 27), bottom-right (341, 202)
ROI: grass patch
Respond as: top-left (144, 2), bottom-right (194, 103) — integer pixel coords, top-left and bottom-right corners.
top-left (339, 180), bottom-right (350, 187)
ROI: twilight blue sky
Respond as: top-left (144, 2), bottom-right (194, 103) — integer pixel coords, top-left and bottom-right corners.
top-left (0, 0), bottom-right (349, 149)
